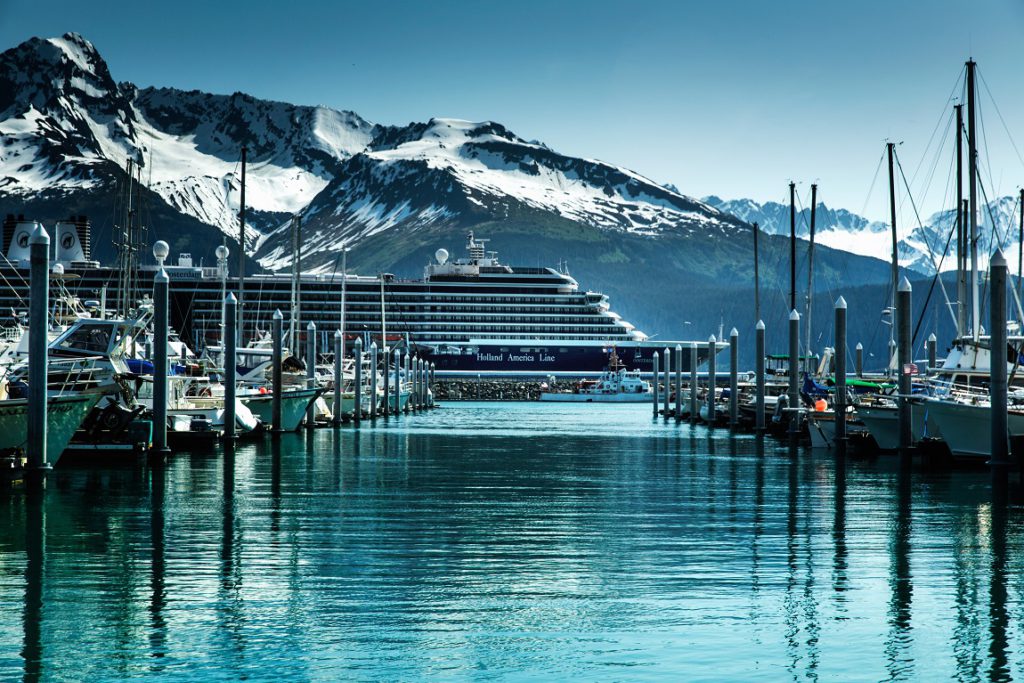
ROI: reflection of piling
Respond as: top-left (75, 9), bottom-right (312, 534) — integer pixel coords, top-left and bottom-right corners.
top-left (333, 331), bottom-right (343, 426)
top-left (353, 338), bottom-right (363, 424)
top-left (662, 347), bottom-right (670, 418)
top-left (689, 343), bottom-right (698, 423)
top-left (153, 266), bottom-right (170, 454)
top-left (27, 224), bottom-right (50, 475)
top-left (652, 352), bottom-right (660, 416)
top-left (834, 297), bottom-right (847, 449)
top-left (855, 342), bottom-right (863, 378)
top-left (272, 310), bottom-right (283, 433)
top-left (990, 250), bottom-right (1009, 467)
top-left (729, 328), bottom-right (739, 428)
top-left (674, 345), bottom-right (683, 420)
top-left (788, 310), bottom-right (800, 435)
top-left (306, 321), bottom-right (317, 428)
top-left (224, 294), bottom-right (237, 440)
top-left (707, 335), bottom-right (717, 424)
top-left (755, 320), bottom-right (766, 433)
top-left (897, 278), bottom-right (913, 457)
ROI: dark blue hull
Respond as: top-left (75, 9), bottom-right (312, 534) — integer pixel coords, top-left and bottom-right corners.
top-left (418, 343), bottom-right (714, 374)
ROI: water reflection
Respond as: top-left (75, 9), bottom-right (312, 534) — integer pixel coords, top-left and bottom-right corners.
top-left (989, 482), bottom-right (1010, 683)
top-left (22, 492), bottom-right (43, 683)
top-left (148, 466), bottom-right (166, 668)
top-left (0, 404), bottom-right (1023, 680)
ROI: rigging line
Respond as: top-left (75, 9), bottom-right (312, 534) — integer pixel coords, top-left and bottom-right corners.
top-left (978, 69), bottom-right (1024, 171)
top-left (907, 70), bottom-right (966, 191)
top-left (894, 151), bottom-right (957, 329)
top-left (859, 148), bottom-right (887, 221)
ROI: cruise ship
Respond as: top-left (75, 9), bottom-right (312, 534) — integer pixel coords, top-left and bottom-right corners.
top-left (0, 216), bottom-right (720, 375)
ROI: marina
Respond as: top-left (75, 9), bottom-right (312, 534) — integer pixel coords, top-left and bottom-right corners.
top-left (5, 7), bottom-right (1024, 680)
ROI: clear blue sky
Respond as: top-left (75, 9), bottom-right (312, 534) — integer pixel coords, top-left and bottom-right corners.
top-left (3, 0), bottom-right (1024, 220)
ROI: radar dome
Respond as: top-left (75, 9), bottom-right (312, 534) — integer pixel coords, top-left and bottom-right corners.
top-left (51, 263), bottom-right (64, 275)
top-left (435, 248), bottom-right (449, 265)
top-left (215, 245), bottom-right (229, 260)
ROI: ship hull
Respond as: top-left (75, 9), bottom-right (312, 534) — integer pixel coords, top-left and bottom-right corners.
top-left (420, 343), bottom-right (713, 375)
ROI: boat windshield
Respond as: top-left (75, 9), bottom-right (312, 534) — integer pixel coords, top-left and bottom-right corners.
top-left (56, 322), bottom-right (112, 354)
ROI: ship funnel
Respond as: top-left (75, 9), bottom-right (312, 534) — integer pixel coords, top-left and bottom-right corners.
top-left (435, 248), bottom-right (449, 265)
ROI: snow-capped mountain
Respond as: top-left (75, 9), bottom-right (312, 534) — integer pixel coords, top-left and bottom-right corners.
top-left (703, 195), bottom-right (1022, 274)
top-left (0, 32), bottom-right (748, 270)
top-left (0, 33), bottom-right (377, 251)
top-left (255, 118), bottom-right (745, 271)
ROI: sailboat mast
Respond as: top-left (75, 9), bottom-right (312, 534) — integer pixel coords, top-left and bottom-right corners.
top-left (289, 214), bottom-right (301, 353)
top-left (967, 59), bottom-right (980, 340)
top-left (380, 276), bottom-right (387, 358)
top-left (806, 183), bottom-right (817, 357)
top-left (753, 221), bottom-right (760, 323)
top-left (237, 146), bottom-right (247, 345)
top-left (340, 245), bottom-right (347, 357)
top-left (955, 103), bottom-right (966, 338)
top-left (887, 142), bottom-right (898, 370)
top-left (1018, 188), bottom-right (1023, 302)
top-left (789, 181), bottom-right (796, 314)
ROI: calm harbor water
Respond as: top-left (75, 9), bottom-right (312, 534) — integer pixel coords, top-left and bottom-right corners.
top-left (1, 403), bottom-right (1022, 681)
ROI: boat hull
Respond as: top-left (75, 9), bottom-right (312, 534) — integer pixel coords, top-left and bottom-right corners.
top-left (0, 394), bottom-right (101, 467)
top-left (856, 402), bottom-right (941, 451)
top-left (242, 388), bottom-right (322, 432)
top-left (539, 392), bottom-right (652, 403)
top-left (925, 399), bottom-right (1024, 459)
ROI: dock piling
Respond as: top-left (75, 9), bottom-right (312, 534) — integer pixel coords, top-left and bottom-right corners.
top-left (382, 343), bottom-right (390, 417)
top-left (153, 243), bottom-right (171, 456)
top-left (272, 310), bottom-right (283, 433)
top-left (306, 321), bottom-right (317, 427)
top-left (394, 349), bottom-right (401, 416)
top-left (729, 328), bottom-right (738, 428)
top-left (755, 320), bottom-right (765, 433)
top-left (689, 343), bottom-right (698, 423)
top-left (663, 347), bottom-right (671, 418)
top-left (788, 309), bottom-right (800, 436)
top-left (927, 333), bottom-right (937, 374)
top-left (990, 250), bottom-right (1009, 466)
top-left (834, 297), bottom-right (847, 450)
top-left (369, 342), bottom-right (378, 420)
top-left (674, 344), bottom-right (683, 420)
top-left (896, 278), bottom-right (913, 458)
top-left (27, 224), bottom-right (50, 476)
top-left (353, 338), bottom-right (363, 423)
top-left (333, 331), bottom-right (343, 426)
top-left (652, 352), bottom-right (660, 416)
top-left (855, 342), bottom-right (863, 378)
top-left (224, 294), bottom-right (237, 440)
top-left (707, 335), bottom-right (717, 424)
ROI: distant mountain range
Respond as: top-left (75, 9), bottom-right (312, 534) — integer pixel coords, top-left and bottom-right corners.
top-left (2, 32), bottom-right (949, 360)
top-left (703, 194), bottom-right (1021, 274)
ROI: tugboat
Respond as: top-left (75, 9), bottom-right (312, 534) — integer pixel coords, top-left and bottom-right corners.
top-left (539, 352), bottom-right (653, 403)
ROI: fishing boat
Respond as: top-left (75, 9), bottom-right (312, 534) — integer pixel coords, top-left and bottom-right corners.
top-left (539, 365), bottom-right (652, 403)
